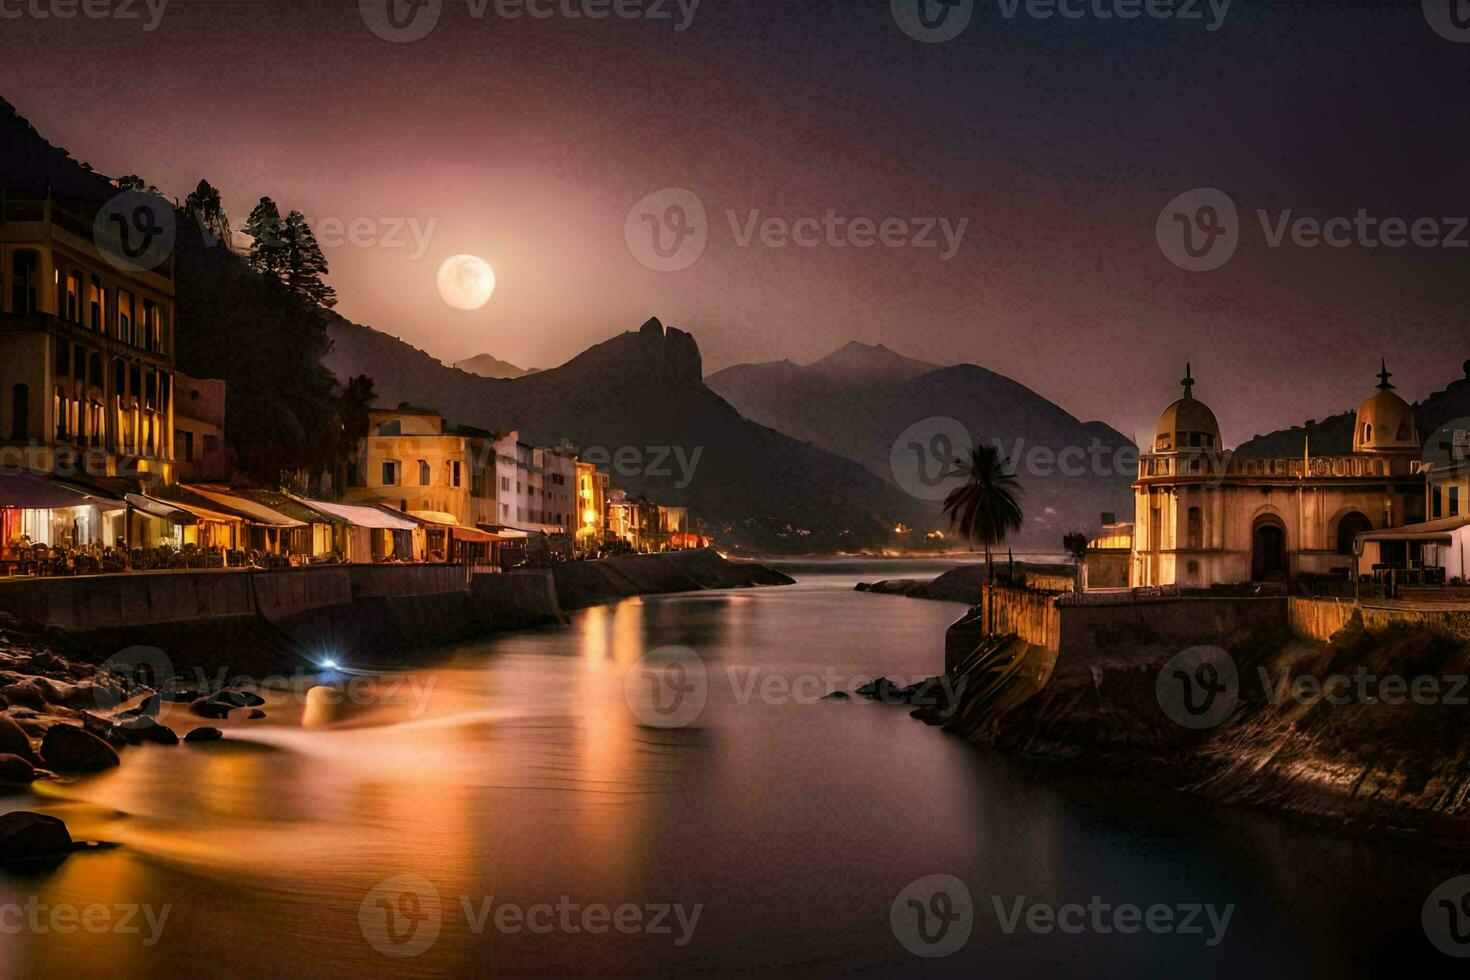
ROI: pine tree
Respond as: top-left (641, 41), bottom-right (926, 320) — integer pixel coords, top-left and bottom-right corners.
top-left (282, 210), bottom-right (337, 308)
top-left (243, 197), bottom-right (287, 277)
top-left (184, 179), bottom-right (231, 248)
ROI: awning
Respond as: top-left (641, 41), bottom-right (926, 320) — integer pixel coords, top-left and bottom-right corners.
top-left (404, 510), bottom-right (504, 543)
top-left (184, 485), bottom-right (307, 528)
top-left (1356, 515), bottom-right (1470, 548)
top-left (155, 497), bottom-right (243, 526)
top-left (298, 499), bottom-right (419, 531)
top-left (124, 493), bottom-right (199, 526)
top-left (0, 472), bottom-right (120, 510)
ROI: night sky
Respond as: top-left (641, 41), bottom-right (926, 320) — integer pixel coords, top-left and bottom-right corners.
top-left (2, 0), bottom-right (1466, 448)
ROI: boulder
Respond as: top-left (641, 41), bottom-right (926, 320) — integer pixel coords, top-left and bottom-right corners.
top-left (114, 716), bottom-right (178, 746)
top-left (0, 754), bottom-right (36, 782)
top-left (0, 715), bottom-right (34, 760)
top-left (217, 689), bottom-right (265, 708)
top-left (245, 709), bottom-right (266, 720)
top-left (0, 681), bottom-right (45, 710)
top-left (183, 727), bottom-right (222, 743)
top-left (0, 811), bottom-right (73, 863)
top-left (188, 696), bottom-right (233, 719)
top-left (822, 691), bottom-right (850, 700)
top-left (40, 725), bottom-right (120, 772)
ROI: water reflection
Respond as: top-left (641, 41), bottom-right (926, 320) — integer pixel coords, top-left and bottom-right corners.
top-left (0, 565), bottom-right (1459, 977)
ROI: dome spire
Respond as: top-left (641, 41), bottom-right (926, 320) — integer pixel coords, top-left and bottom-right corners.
top-left (1180, 362), bottom-right (1194, 400)
top-left (1377, 359), bottom-right (1394, 391)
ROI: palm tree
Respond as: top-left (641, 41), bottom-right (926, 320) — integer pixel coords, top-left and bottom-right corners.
top-left (1063, 531), bottom-right (1089, 593)
top-left (941, 445), bottom-right (1024, 631)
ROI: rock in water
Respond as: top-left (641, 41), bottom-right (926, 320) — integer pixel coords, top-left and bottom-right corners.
top-left (40, 725), bottom-right (121, 772)
top-left (0, 811), bottom-right (73, 863)
top-left (184, 727), bottom-right (222, 742)
top-left (0, 754), bottom-right (36, 783)
top-left (822, 691), bottom-right (850, 700)
top-left (114, 716), bottom-right (179, 746)
top-left (0, 715), bottom-right (34, 760)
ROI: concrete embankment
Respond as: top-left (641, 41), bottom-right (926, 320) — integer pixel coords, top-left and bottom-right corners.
top-left (0, 549), bottom-right (790, 674)
top-left (938, 589), bottom-right (1470, 841)
top-left (552, 549), bottom-right (794, 610)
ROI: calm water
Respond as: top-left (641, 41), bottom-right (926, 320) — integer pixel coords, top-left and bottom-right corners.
top-left (0, 561), bottom-right (1460, 977)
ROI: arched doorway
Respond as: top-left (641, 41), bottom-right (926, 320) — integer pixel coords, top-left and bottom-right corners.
top-left (1252, 516), bottom-right (1287, 581)
top-left (1336, 511), bottom-right (1372, 556)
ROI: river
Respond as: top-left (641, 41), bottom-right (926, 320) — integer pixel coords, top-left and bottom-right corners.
top-left (0, 560), bottom-right (1458, 977)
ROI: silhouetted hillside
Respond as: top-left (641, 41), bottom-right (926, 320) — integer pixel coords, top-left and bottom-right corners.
top-left (453, 353), bottom-right (536, 379)
top-left (1233, 361), bottom-right (1470, 459)
top-left (707, 344), bottom-right (1135, 543)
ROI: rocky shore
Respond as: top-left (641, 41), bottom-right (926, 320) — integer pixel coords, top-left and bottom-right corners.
top-left (854, 561), bottom-right (1073, 604)
top-left (552, 548), bottom-right (794, 610)
top-left (928, 609), bottom-right (1470, 844)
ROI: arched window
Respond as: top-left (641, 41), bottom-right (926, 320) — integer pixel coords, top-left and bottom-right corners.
top-left (1336, 512), bottom-right (1372, 556)
top-left (1363, 423), bottom-right (1373, 444)
top-left (418, 460), bottom-right (431, 486)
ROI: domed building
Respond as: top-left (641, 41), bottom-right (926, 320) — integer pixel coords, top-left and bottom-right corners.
top-left (1130, 364), bottom-right (1427, 589)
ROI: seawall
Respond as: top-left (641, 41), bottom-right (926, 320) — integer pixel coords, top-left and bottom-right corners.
top-left (0, 550), bottom-right (789, 673)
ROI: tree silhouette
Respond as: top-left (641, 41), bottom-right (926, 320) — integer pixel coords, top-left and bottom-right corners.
top-left (282, 210), bottom-right (337, 308)
top-left (184, 179), bottom-right (231, 248)
top-left (941, 445), bottom-right (1024, 631)
top-left (243, 197), bottom-right (287, 277)
top-left (1063, 531), bottom-right (1089, 593)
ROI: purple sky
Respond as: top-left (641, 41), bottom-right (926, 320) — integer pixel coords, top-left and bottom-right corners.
top-left (3, 0), bottom-right (1467, 448)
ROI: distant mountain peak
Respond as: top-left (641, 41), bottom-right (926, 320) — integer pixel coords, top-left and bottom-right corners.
top-left (452, 353), bottom-right (534, 380)
top-left (804, 340), bottom-right (940, 383)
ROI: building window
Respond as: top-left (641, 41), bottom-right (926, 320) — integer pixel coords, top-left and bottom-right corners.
top-left (417, 460), bottom-right (431, 486)
top-left (501, 476), bottom-right (510, 492)
top-left (118, 290), bottom-right (133, 344)
top-left (1433, 485), bottom-right (1443, 519)
top-left (1187, 507), bottom-right (1202, 550)
top-left (382, 460), bottom-right (401, 486)
top-left (65, 272), bottom-right (80, 322)
top-left (10, 384), bottom-right (28, 440)
top-left (1452, 486), bottom-right (1462, 518)
top-left (450, 460), bottom-right (462, 487)
top-left (177, 430), bottom-right (195, 461)
top-left (1336, 512), bottom-right (1372, 555)
top-left (88, 276), bottom-right (103, 330)
top-left (11, 250), bottom-right (37, 314)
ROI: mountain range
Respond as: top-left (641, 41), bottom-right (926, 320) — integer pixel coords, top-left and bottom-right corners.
top-left (326, 317), bottom-right (931, 550)
top-left (706, 343), bottom-right (1137, 542)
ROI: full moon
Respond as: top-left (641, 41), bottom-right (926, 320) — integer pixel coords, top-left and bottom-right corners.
top-left (436, 254), bottom-right (496, 310)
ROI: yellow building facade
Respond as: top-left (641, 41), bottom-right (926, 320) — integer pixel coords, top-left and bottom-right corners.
top-left (1132, 365), bottom-right (1426, 587)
